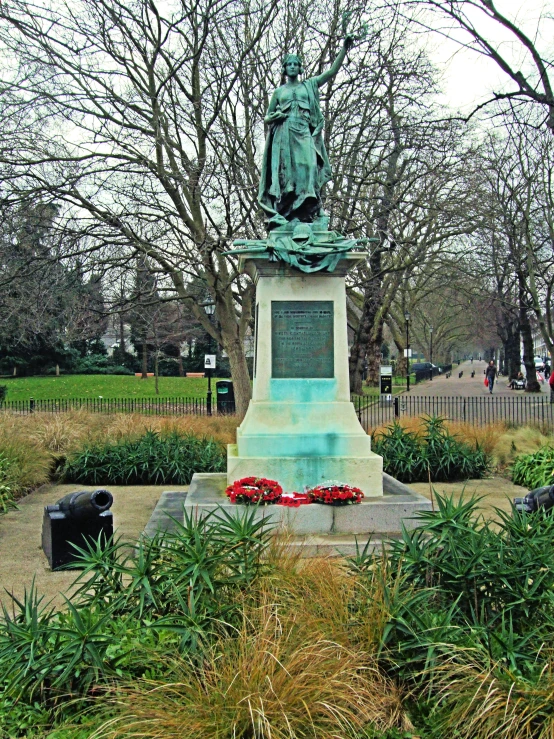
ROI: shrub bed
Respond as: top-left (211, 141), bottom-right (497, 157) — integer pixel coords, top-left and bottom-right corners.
top-left (371, 493), bottom-right (554, 738)
top-left (511, 445), bottom-right (554, 489)
top-left (62, 430), bottom-right (226, 485)
top-left (2, 495), bottom-right (554, 738)
top-left (0, 509), bottom-right (274, 736)
top-left (372, 416), bottom-right (489, 482)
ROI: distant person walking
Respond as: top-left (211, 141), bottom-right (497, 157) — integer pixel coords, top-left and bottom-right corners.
top-left (485, 360), bottom-right (497, 394)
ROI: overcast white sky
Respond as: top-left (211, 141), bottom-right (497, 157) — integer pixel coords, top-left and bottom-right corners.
top-left (421, 0), bottom-right (553, 113)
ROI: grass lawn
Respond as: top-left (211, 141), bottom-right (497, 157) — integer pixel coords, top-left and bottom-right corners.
top-left (2, 374), bottom-right (408, 402)
top-left (359, 376), bottom-right (407, 396)
top-left (0, 375), bottom-right (226, 401)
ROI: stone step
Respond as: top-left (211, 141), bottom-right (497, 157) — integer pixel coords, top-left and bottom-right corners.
top-left (142, 475), bottom-right (428, 556)
top-left (284, 533), bottom-right (403, 557)
top-left (143, 490), bottom-right (188, 538)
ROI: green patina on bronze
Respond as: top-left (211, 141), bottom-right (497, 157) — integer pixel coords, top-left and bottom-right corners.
top-left (233, 225), bottom-right (359, 273)
top-left (271, 300), bottom-right (334, 378)
top-left (225, 17), bottom-right (375, 273)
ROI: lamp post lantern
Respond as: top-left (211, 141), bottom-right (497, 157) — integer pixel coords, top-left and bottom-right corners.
top-left (404, 311), bottom-right (411, 392)
top-left (204, 302), bottom-right (216, 416)
top-left (429, 326), bottom-right (433, 381)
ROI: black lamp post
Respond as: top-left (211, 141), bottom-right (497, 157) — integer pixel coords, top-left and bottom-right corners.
top-left (204, 302), bottom-right (215, 416)
top-left (429, 326), bottom-right (433, 381)
top-left (404, 311), bottom-right (411, 392)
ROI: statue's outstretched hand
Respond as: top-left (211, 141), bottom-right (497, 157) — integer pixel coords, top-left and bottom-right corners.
top-left (344, 33), bottom-right (355, 51)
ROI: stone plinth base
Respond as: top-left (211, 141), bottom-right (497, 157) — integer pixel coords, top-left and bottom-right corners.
top-left (227, 443), bottom-right (383, 497)
top-left (232, 252), bottom-right (384, 498)
top-left (185, 472), bottom-right (432, 537)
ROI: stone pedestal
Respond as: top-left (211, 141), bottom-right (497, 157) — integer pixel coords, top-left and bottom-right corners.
top-left (227, 252), bottom-right (383, 496)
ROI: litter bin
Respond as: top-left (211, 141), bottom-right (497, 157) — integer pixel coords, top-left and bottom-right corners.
top-left (216, 381), bottom-right (235, 414)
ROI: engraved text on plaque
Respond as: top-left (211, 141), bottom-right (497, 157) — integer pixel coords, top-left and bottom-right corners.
top-left (272, 301), bottom-right (334, 378)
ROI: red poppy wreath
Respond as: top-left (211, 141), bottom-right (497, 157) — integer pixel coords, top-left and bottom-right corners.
top-left (225, 477), bottom-right (283, 505)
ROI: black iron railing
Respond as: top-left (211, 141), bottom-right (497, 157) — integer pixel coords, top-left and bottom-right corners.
top-left (353, 394), bottom-right (554, 431)
top-left (0, 396), bottom-right (210, 416)
top-left (4, 393), bottom-right (552, 429)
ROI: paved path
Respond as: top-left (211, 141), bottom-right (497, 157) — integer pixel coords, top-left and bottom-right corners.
top-left (359, 361), bottom-right (552, 430)
top-left (409, 360), bottom-right (550, 397)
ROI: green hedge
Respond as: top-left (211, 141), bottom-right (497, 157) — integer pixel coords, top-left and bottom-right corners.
top-left (372, 416), bottom-right (489, 482)
top-left (62, 430), bottom-right (226, 485)
top-left (511, 446), bottom-right (554, 489)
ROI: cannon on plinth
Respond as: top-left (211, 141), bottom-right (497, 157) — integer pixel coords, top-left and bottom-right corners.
top-left (514, 485), bottom-right (554, 514)
top-left (42, 489), bottom-right (114, 569)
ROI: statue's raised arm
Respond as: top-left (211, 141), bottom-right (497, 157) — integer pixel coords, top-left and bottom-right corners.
top-left (257, 34), bottom-right (355, 230)
top-left (314, 34), bottom-right (355, 88)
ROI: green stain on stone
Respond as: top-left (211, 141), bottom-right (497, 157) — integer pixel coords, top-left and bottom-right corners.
top-left (269, 379), bottom-right (337, 403)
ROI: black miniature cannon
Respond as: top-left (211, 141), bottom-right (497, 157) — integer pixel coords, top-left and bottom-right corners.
top-left (42, 489), bottom-right (114, 569)
top-left (514, 485), bottom-right (554, 514)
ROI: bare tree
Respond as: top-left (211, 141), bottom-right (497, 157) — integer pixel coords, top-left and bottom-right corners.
top-left (404, 0), bottom-right (554, 132)
top-left (0, 0), bottom-right (491, 404)
top-left (0, 0), bottom-right (279, 415)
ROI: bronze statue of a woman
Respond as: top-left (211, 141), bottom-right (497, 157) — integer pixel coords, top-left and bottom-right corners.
top-left (258, 36), bottom-right (354, 229)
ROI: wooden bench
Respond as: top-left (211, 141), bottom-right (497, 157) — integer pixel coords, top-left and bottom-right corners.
top-left (186, 372), bottom-right (205, 378)
top-left (134, 373), bottom-right (154, 377)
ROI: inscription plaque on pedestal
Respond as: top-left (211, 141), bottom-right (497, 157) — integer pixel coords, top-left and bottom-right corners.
top-left (272, 301), bottom-right (334, 378)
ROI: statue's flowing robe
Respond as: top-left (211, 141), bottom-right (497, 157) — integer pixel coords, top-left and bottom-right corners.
top-left (258, 78), bottom-right (332, 222)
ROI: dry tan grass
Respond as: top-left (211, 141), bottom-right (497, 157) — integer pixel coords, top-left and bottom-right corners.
top-left (0, 410), bottom-right (238, 453)
top-left (0, 414), bottom-right (51, 494)
top-left (98, 550), bottom-right (409, 739)
top-left (491, 425), bottom-right (553, 470)
top-left (0, 410), bottom-right (238, 497)
top-left (429, 651), bottom-right (554, 739)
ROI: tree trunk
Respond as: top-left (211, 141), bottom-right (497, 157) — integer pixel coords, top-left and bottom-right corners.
top-left (349, 306), bottom-right (373, 395)
top-left (154, 351), bottom-right (159, 395)
top-left (366, 325), bottom-right (384, 386)
top-left (174, 253), bottom-right (253, 420)
top-left (141, 342), bottom-right (148, 379)
top-left (178, 354), bottom-right (184, 377)
top-left (389, 323), bottom-right (407, 378)
top-left (119, 313), bottom-right (126, 353)
top-left (349, 95), bottom-right (402, 395)
top-left (503, 322), bottom-right (521, 379)
top-left (519, 275), bottom-right (540, 392)
top-left (223, 334), bottom-right (251, 419)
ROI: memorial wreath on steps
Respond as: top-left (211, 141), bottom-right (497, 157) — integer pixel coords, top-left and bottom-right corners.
top-left (225, 478), bottom-right (364, 506)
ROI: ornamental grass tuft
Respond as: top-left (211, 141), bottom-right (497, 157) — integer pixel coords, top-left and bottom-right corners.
top-left (101, 556), bottom-right (408, 739)
top-left (103, 601), bottom-right (404, 739)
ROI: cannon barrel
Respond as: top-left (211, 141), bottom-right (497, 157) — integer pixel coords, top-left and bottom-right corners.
top-left (55, 489), bottom-right (113, 519)
top-left (514, 484), bottom-right (554, 514)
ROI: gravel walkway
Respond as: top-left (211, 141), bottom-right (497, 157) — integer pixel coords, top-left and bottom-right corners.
top-left (0, 484), bottom-right (186, 610)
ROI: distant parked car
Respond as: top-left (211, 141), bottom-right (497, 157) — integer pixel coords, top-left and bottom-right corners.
top-left (411, 362), bottom-right (441, 374)
top-left (534, 356), bottom-right (545, 371)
